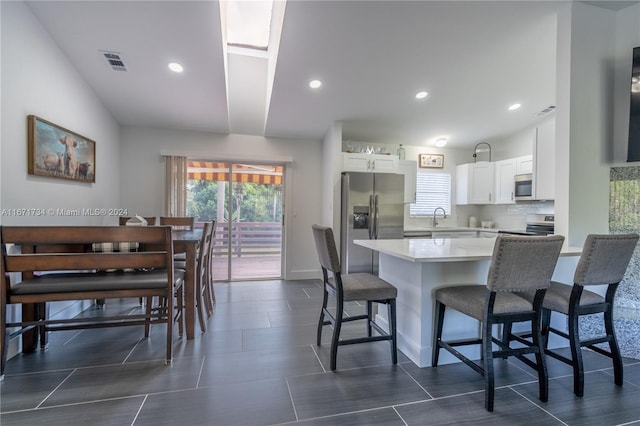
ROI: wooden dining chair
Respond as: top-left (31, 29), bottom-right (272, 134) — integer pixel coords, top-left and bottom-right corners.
top-left (174, 221), bottom-right (214, 332)
top-left (205, 220), bottom-right (217, 309)
top-left (160, 217), bottom-right (195, 262)
top-left (159, 216), bottom-right (194, 230)
top-left (198, 221), bottom-right (215, 317)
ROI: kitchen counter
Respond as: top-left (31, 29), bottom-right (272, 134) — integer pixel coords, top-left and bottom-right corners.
top-left (403, 226), bottom-right (499, 238)
top-left (404, 226), bottom-right (497, 232)
top-left (356, 237), bottom-right (580, 261)
top-left (353, 237), bottom-right (582, 367)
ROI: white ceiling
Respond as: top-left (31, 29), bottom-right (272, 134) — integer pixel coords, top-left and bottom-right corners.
top-left (24, 1), bottom-right (636, 148)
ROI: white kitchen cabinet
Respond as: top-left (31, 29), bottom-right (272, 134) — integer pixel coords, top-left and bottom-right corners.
top-left (456, 162), bottom-right (495, 205)
top-left (398, 160), bottom-right (417, 203)
top-left (533, 118), bottom-right (555, 200)
top-left (494, 159), bottom-right (516, 204)
top-left (342, 152), bottom-right (398, 172)
top-left (516, 155), bottom-right (533, 175)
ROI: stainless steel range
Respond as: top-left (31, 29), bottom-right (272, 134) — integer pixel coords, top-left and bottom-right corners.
top-left (524, 214), bottom-right (555, 235)
top-left (498, 214), bottom-right (555, 236)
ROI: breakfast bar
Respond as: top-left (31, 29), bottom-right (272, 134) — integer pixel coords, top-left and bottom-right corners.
top-left (354, 237), bottom-right (582, 367)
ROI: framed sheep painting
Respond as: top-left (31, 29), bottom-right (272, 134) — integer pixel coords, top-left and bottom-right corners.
top-left (27, 115), bottom-right (96, 183)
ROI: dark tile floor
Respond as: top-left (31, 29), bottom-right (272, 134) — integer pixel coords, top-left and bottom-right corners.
top-left (1, 279), bottom-right (639, 425)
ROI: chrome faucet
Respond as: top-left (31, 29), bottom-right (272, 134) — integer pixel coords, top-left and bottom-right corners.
top-left (433, 207), bottom-right (447, 227)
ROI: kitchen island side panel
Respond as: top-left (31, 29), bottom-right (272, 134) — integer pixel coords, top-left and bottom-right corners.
top-left (377, 252), bottom-right (580, 368)
top-left (377, 253), bottom-right (489, 367)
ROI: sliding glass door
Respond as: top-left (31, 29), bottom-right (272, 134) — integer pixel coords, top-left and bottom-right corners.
top-left (187, 161), bottom-right (284, 281)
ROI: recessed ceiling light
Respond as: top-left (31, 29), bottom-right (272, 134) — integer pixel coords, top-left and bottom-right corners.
top-left (309, 79), bottom-right (322, 89)
top-left (434, 138), bottom-right (448, 147)
top-left (415, 91), bottom-right (428, 100)
top-left (508, 103), bottom-right (521, 111)
top-left (168, 62), bottom-right (184, 73)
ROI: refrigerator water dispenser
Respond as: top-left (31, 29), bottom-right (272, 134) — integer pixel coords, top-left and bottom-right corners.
top-left (353, 206), bottom-right (369, 229)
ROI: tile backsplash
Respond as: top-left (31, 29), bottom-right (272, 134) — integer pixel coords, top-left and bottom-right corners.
top-left (405, 201), bottom-right (554, 230)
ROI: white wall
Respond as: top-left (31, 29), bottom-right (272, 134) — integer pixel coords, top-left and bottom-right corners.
top-left (322, 121), bottom-right (342, 232)
top-left (490, 118), bottom-right (550, 161)
top-left (0, 1), bottom-right (121, 359)
top-left (0, 1), bottom-right (120, 226)
top-left (556, 2), bottom-right (640, 246)
top-left (613, 2), bottom-right (640, 163)
top-left (119, 126), bottom-right (323, 280)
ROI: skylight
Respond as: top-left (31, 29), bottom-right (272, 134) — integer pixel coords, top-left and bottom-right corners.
top-left (226, 0), bottom-right (274, 50)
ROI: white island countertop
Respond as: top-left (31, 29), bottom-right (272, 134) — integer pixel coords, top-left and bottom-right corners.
top-left (353, 236), bottom-right (583, 367)
top-left (354, 237), bottom-right (582, 263)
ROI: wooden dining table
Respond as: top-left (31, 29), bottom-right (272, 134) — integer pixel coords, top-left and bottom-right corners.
top-left (172, 228), bottom-right (202, 339)
top-left (17, 226), bottom-right (204, 353)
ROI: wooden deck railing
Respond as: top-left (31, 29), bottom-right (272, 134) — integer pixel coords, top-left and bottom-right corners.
top-left (197, 221), bottom-right (282, 257)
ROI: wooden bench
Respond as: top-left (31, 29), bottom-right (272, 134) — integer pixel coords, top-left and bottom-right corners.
top-left (0, 225), bottom-right (182, 376)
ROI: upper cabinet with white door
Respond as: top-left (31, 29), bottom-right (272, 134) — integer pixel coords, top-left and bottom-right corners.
top-left (516, 155), bottom-right (533, 175)
top-left (398, 160), bottom-right (417, 204)
top-left (494, 155), bottom-right (533, 204)
top-left (494, 158), bottom-right (517, 204)
top-left (342, 152), bottom-right (398, 172)
top-left (533, 118), bottom-right (555, 200)
top-left (456, 162), bottom-right (495, 204)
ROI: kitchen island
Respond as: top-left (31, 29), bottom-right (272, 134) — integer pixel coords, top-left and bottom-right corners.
top-left (354, 237), bottom-right (582, 367)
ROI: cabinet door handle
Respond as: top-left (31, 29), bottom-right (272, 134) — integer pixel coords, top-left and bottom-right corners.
top-left (367, 160), bottom-right (371, 170)
top-left (511, 192), bottom-right (514, 200)
top-left (372, 160), bottom-right (375, 170)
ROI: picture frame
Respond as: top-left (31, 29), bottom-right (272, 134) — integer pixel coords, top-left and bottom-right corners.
top-left (419, 153), bottom-right (444, 168)
top-left (28, 115), bottom-right (96, 183)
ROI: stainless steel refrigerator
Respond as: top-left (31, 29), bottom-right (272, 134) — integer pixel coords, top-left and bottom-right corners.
top-left (341, 172), bottom-right (405, 274)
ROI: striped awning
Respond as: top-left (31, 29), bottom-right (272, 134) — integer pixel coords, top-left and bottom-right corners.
top-left (187, 161), bottom-right (283, 185)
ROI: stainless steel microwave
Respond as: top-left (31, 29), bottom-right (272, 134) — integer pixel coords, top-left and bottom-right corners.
top-left (514, 174), bottom-right (533, 201)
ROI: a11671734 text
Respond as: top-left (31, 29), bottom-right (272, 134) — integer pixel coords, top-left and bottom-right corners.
top-left (1, 208), bottom-right (128, 217)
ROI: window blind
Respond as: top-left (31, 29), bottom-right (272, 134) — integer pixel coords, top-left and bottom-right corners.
top-left (410, 171), bottom-right (451, 216)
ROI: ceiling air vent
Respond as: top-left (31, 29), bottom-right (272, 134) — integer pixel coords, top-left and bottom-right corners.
top-left (100, 51), bottom-right (127, 72)
top-left (537, 105), bottom-right (556, 117)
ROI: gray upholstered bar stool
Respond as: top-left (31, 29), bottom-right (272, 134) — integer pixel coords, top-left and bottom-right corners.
top-left (432, 234), bottom-right (565, 412)
top-left (311, 224), bottom-right (397, 371)
top-left (534, 233), bottom-right (638, 397)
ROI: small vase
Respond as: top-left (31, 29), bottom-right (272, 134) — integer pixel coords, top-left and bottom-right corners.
top-left (397, 144), bottom-right (406, 160)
